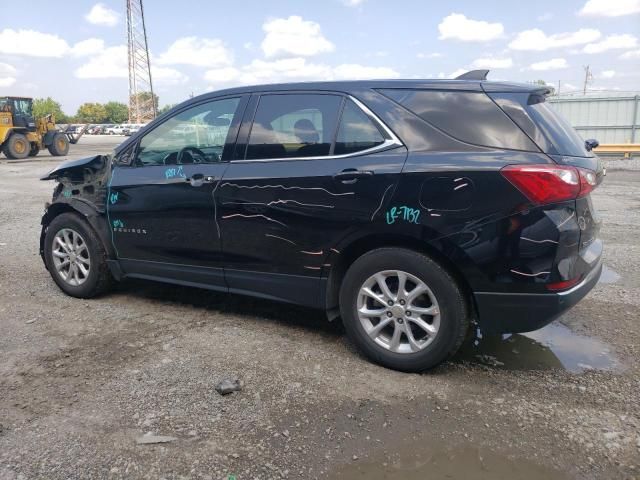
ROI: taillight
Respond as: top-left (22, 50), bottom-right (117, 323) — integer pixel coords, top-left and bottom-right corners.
top-left (501, 164), bottom-right (597, 205)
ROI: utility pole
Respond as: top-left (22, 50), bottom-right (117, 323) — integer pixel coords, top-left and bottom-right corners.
top-left (126, 0), bottom-right (156, 123)
top-left (582, 65), bottom-right (593, 95)
top-left (557, 80), bottom-right (561, 97)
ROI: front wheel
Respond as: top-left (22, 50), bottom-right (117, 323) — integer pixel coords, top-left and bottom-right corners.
top-left (44, 213), bottom-right (114, 298)
top-left (47, 133), bottom-right (70, 156)
top-left (339, 248), bottom-right (470, 372)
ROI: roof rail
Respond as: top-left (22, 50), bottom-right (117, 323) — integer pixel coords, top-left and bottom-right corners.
top-left (455, 69), bottom-right (489, 81)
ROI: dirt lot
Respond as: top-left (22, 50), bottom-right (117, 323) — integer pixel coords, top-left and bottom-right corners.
top-left (1, 137), bottom-right (639, 480)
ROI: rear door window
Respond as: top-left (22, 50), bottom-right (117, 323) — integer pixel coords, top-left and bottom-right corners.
top-left (334, 99), bottom-right (385, 155)
top-left (379, 89), bottom-right (539, 152)
top-left (246, 94), bottom-right (342, 160)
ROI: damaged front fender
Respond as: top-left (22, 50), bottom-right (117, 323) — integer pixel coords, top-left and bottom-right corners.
top-left (39, 154), bottom-right (116, 267)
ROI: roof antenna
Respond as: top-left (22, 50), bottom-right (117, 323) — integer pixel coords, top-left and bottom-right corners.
top-left (455, 70), bottom-right (489, 80)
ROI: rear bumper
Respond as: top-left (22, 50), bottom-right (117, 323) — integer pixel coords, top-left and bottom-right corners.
top-left (473, 259), bottom-right (602, 334)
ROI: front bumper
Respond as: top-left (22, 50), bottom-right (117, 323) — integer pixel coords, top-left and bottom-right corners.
top-left (473, 259), bottom-right (603, 334)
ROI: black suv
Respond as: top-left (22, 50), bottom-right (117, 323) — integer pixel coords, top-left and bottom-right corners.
top-left (40, 71), bottom-right (604, 372)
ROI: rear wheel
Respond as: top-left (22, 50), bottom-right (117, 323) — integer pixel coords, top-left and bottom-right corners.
top-left (47, 133), bottom-right (69, 156)
top-left (2, 133), bottom-right (30, 159)
top-left (339, 248), bottom-right (469, 372)
top-left (29, 144), bottom-right (40, 157)
top-left (44, 213), bottom-right (114, 298)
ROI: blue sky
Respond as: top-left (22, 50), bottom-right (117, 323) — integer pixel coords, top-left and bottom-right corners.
top-left (0, 0), bottom-right (638, 113)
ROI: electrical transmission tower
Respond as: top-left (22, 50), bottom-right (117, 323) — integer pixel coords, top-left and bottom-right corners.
top-left (126, 0), bottom-right (156, 123)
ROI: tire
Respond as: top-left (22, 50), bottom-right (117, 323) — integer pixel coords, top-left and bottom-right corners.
top-left (2, 133), bottom-right (30, 159)
top-left (29, 144), bottom-right (40, 157)
top-left (44, 212), bottom-right (114, 298)
top-left (339, 248), bottom-right (470, 372)
top-left (47, 133), bottom-right (70, 156)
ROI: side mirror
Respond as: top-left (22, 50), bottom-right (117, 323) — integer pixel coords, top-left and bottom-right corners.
top-left (585, 138), bottom-right (599, 151)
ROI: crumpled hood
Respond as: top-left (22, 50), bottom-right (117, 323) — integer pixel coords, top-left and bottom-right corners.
top-left (40, 155), bottom-right (109, 181)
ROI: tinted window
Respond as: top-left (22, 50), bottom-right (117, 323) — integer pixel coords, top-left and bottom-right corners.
top-left (526, 98), bottom-right (590, 157)
top-left (246, 94), bottom-right (342, 160)
top-left (335, 100), bottom-right (385, 155)
top-left (380, 89), bottom-right (538, 152)
top-left (137, 97), bottom-right (241, 166)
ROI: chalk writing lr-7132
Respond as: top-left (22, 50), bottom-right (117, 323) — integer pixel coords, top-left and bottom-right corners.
top-left (165, 166), bottom-right (185, 180)
top-left (386, 206), bottom-right (420, 225)
top-left (112, 219), bottom-right (124, 228)
top-left (109, 192), bottom-right (119, 205)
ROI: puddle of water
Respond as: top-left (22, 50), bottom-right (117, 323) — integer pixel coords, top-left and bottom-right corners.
top-left (598, 265), bottom-right (621, 284)
top-left (329, 444), bottom-right (571, 480)
top-left (456, 322), bottom-right (619, 373)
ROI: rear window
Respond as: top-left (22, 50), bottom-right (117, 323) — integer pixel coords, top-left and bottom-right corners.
top-left (525, 97), bottom-right (590, 157)
top-left (379, 89), bottom-right (538, 152)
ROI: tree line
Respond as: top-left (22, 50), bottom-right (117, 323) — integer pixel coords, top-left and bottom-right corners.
top-left (32, 95), bottom-right (174, 124)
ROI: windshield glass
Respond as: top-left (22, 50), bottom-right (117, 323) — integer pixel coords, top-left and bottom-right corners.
top-left (526, 101), bottom-right (590, 157)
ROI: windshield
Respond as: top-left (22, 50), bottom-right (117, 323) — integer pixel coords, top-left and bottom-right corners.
top-left (12, 99), bottom-right (33, 116)
top-left (526, 101), bottom-right (590, 157)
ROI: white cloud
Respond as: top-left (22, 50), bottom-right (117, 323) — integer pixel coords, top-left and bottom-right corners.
top-left (509, 28), bottom-right (601, 51)
top-left (0, 29), bottom-right (70, 57)
top-left (620, 49), bottom-right (640, 59)
top-left (152, 66), bottom-right (189, 85)
top-left (438, 13), bottom-right (504, 42)
top-left (583, 34), bottom-right (638, 53)
top-left (158, 37), bottom-right (233, 68)
top-left (0, 62), bottom-right (17, 87)
top-left (537, 12), bottom-right (554, 21)
top-left (562, 82), bottom-right (579, 90)
top-left (204, 57), bottom-right (399, 86)
top-left (342, 0), bottom-right (366, 5)
top-left (85, 3), bottom-right (119, 27)
top-left (204, 67), bottom-right (241, 84)
top-left (75, 44), bottom-right (188, 85)
top-left (75, 45), bottom-right (128, 79)
top-left (600, 70), bottom-right (616, 78)
top-left (0, 29), bottom-right (106, 59)
top-left (0, 77), bottom-right (16, 88)
top-left (70, 38), bottom-right (105, 57)
top-left (528, 58), bottom-right (568, 70)
top-left (579, 0), bottom-right (640, 16)
top-left (261, 16), bottom-right (335, 58)
top-left (417, 52), bottom-right (443, 59)
top-left (470, 57), bottom-right (513, 69)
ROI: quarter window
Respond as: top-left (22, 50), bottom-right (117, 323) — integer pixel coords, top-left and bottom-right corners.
top-left (246, 94), bottom-right (342, 160)
top-left (136, 97), bottom-right (241, 166)
top-left (380, 89), bottom-right (538, 152)
top-left (335, 100), bottom-right (385, 155)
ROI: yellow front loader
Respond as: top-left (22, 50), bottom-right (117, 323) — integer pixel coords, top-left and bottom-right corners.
top-left (0, 96), bottom-right (72, 159)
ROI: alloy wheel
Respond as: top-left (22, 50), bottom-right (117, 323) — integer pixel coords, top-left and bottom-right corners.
top-left (51, 228), bottom-right (91, 286)
top-left (357, 270), bottom-right (441, 354)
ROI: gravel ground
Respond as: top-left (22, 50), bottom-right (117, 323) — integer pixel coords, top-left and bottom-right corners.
top-left (0, 137), bottom-right (638, 480)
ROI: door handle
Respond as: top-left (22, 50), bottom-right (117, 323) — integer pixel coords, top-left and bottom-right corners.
top-left (333, 169), bottom-right (374, 183)
top-left (187, 173), bottom-right (216, 187)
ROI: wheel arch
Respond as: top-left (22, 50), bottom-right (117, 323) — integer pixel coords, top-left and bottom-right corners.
top-left (324, 233), bottom-right (478, 322)
top-left (40, 200), bottom-right (115, 268)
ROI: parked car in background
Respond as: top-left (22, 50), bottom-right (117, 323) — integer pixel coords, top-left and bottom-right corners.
top-left (105, 125), bottom-right (127, 135)
top-left (39, 72), bottom-right (604, 372)
top-left (124, 124), bottom-right (144, 136)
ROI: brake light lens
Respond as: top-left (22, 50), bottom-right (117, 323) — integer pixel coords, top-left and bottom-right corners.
top-left (546, 277), bottom-right (582, 291)
top-left (501, 165), bottom-right (597, 205)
